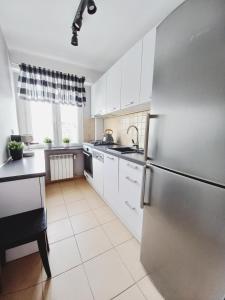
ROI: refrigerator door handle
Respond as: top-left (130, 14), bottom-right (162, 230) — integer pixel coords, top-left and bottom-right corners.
top-left (144, 113), bottom-right (158, 161)
top-left (140, 163), bottom-right (153, 209)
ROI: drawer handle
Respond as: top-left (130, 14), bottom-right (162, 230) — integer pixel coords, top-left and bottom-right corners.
top-left (127, 163), bottom-right (138, 170)
top-left (124, 101), bottom-right (134, 107)
top-left (125, 201), bottom-right (136, 211)
top-left (107, 156), bottom-right (114, 160)
top-left (125, 176), bottom-right (138, 184)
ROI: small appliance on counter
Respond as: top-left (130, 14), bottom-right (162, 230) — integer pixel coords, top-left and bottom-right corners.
top-left (102, 129), bottom-right (114, 144)
top-left (21, 135), bottom-right (35, 157)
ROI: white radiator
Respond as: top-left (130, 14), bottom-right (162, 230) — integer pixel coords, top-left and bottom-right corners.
top-left (50, 154), bottom-right (74, 181)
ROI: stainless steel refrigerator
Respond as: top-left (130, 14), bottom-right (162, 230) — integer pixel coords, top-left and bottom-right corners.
top-left (141, 0), bottom-right (225, 299)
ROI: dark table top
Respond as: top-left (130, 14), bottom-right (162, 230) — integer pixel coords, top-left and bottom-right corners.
top-left (0, 150), bottom-right (46, 183)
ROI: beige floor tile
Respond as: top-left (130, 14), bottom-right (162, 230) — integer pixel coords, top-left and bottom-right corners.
top-left (42, 237), bottom-right (81, 279)
top-left (116, 239), bottom-right (147, 281)
top-left (84, 249), bottom-right (134, 300)
top-left (59, 179), bottom-right (76, 188)
top-left (46, 183), bottom-right (61, 193)
top-left (1, 253), bottom-right (42, 294)
top-left (47, 219), bottom-right (73, 244)
top-left (46, 193), bottom-right (64, 208)
top-left (62, 188), bottom-right (85, 203)
top-left (93, 206), bottom-right (116, 225)
top-left (66, 199), bottom-right (90, 217)
top-left (47, 204), bottom-right (68, 223)
top-left (102, 219), bottom-right (132, 246)
top-left (70, 211), bottom-right (99, 234)
top-left (76, 227), bottom-right (112, 262)
top-left (1, 284), bottom-right (43, 300)
top-left (87, 196), bottom-right (106, 210)
top-left (138, 276), bottom-right (165, 300)
top-left (42, 266), bottom-right (93, 300)
top-left (113, 285), bottom-right (145, 300)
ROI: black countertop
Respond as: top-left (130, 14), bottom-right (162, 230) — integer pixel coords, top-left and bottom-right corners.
top-left (0, 150), bottom-right (46, 183)
top-left (84, 143), bottom-right (146, 166)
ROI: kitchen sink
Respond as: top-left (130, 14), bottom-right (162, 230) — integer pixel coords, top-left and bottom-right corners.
top-left (108, 146), bottom-right (144, 154)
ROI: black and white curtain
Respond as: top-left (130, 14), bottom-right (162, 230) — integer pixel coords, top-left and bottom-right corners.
top-left (17, 63), bottom-right (86, 107)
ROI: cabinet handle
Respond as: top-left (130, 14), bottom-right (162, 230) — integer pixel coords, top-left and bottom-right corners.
top-left (125, 201), bottom-right (136, 211)
top-left (127, 163), bottom-right (138, 170)
top-left (124, 101), bottom-right (134, 107)
top-left (125, 176), bottom-right (138, 184)
top-left (107, 156), bottom-right (114, 160)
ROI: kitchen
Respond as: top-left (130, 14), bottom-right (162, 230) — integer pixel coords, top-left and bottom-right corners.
top-left (0, 0), bottom-right (225, 299)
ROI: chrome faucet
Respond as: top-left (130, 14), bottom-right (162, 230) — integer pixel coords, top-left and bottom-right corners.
top-left (127, 125), bottom-right (139, 149)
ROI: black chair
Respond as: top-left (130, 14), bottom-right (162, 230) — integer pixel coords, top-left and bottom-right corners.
top-left (0, 208), bottom-right (51, 290)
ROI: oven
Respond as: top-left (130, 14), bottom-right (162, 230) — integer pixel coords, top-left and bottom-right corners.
top-left (83, 144), bottom-right (93, 178)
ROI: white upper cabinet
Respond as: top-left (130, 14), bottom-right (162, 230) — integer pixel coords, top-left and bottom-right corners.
top-left (106, 60), bottom-right (122, 113)
top-left (140, 28), bottom-right (156, 103)
top-left (121, 40), bottom-right (142, 108)
top-left (91, 74), bottom-right (107, 117)
top-left (91, 27), bottom-right (156, 116)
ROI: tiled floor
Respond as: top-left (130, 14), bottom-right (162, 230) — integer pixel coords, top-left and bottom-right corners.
top-left (0, 178), bottom-right (164, 300)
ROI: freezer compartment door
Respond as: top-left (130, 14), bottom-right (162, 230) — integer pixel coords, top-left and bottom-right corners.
top-left (150, 0), bottom-right (225, 185)
top-left (140, 165), bottom-right (225, 300)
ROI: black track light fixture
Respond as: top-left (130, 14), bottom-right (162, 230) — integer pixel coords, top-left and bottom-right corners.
top-left (71, 30), bottom-right (78, 46)
top-left (71, 0), bottom-right (97, 46)
top-left (74, 16), bottom-right (82, 31)
top-left (87, 0), bottom-right (97, 15)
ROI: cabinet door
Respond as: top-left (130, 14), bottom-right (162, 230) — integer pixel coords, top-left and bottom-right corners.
top-left (118, 159), bottom-right (144, 241)
top-left (103, 154), bottom-right (119, 210)
top-left (0, 177), bottom-right (44, 218)
top-left (140, 28), bottom-right (156, 103)
top-left (106, 60), bottom-right (122, 113)
top-left (121, 41), bottom-right (142, 108)
top-left (91, 75), bottom-right (107, 116)
top-left (93, 156), bottom-right (104, 197)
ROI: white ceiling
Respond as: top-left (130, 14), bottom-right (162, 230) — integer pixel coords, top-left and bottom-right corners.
top-left (0, 0), bottom-right (185, 72)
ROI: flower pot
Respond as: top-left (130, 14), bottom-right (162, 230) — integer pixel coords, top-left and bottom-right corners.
top-left (45, 143), bottom-right (52, 149)
top-left (63, 143), bottom-right (70, 148)
top-left (10, 148), bottom-right (23, 160)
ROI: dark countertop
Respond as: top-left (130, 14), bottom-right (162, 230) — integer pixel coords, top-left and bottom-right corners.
top-left (0, 150), bottom-right (46, 183)
top-left (44, 145), bottom-right (83, 151)
top-left (85, 144), bottom-right (146, 166)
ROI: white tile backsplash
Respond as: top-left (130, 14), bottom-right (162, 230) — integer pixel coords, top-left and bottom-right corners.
top-left (103, 111), bottom-right (149, 148)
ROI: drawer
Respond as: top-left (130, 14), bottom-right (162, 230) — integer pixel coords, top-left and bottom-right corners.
top-left (118, 191), bottom-right (143, 241)
top-left (119, 159), bottom-right (144, 184)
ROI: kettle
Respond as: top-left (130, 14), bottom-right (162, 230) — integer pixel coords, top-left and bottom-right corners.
top-left (103, 129), bottom-right (114, 144)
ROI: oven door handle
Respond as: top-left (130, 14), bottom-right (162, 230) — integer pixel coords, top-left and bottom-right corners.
top-left (83, 151), bottom-right (91, 157)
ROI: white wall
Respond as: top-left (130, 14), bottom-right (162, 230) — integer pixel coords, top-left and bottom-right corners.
top-left (10, 49), bottom-right (102, 84)
top-left (0, 27), bottom-right (18, 165)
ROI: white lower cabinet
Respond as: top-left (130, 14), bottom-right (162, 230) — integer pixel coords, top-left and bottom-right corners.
top-left (91, 149), bottom-right (145, 241)
top-left (92, 150), bottom-right (104, 197)
top-left (103, 154), bottom-right (119, 212)
top-left (118, 159), bottom-right (144, 241)
top-left (0, 177), bottom-right (45, 218)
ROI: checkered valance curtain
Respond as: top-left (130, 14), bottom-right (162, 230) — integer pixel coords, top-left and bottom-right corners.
top-left (17, 63), bottom-right (86, 107)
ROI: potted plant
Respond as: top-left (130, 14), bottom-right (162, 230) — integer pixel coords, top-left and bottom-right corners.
top-left (63, 137), bottom-right (70, 147)
top-left (43, 137), bottom-right (52, 149)
top-left (8, 141), bottom-right (24, 160)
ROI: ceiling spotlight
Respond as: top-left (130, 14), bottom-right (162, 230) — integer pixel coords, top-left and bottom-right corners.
top-left (71, 30), bottom-right (78, 46)
top-left (87, 0), bottom-right (97, 14)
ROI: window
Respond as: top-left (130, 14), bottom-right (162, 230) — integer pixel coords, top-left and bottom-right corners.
top-left (30, 102), bottom-right (54, 143)
top-left (60, 104), bottom-right (79, 143)
top-left (17, 99), bottom-right (83, 146)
